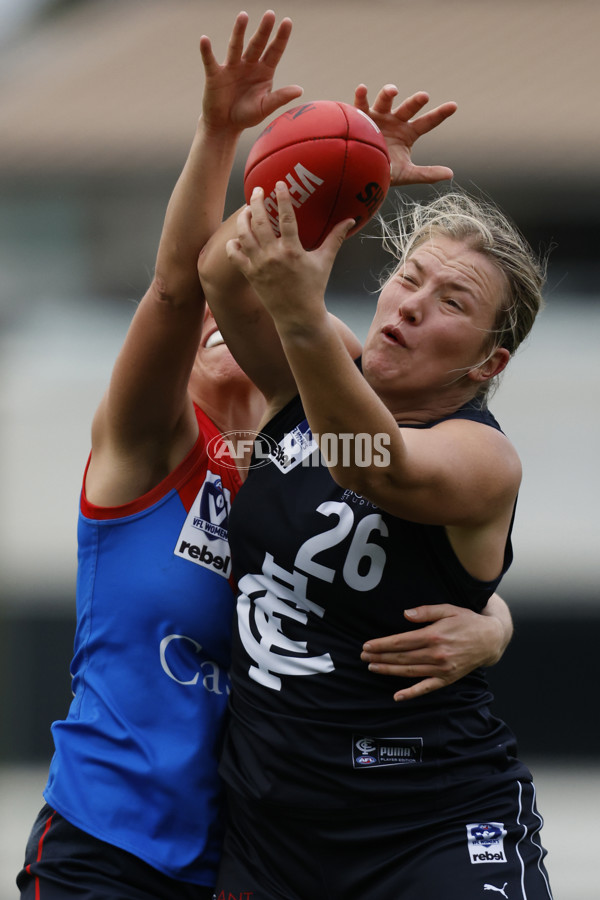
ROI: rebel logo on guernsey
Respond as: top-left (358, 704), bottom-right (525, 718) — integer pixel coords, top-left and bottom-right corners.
top-left (466, 822), bottom-right (508, 865)
top-left (174, 470), bottom-right (232, 577)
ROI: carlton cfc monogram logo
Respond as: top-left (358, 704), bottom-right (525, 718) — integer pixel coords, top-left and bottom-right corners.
top-left (237, 552), bottom-right (334, 691)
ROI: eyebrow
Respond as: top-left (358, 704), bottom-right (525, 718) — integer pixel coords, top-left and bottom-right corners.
top-left (406, 257), bottom-right (478, 299)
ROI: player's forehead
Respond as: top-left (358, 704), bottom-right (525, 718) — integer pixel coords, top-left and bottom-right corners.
top-left (403, 236), bottom-right (503, 297)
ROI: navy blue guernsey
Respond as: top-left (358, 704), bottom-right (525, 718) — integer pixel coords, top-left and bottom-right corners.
top-left (221, 386), bottom-right (528, 813)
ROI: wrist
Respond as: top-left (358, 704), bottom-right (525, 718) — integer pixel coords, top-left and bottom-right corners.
top-left (196, 115), bottom-right (244, 147)
top-left (482, 615), bottom-right (509, 667)
top-left (273, 301), bottom-right (330, 344)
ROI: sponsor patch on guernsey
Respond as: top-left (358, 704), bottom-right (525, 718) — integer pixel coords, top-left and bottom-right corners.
top-left (174, 470), bottom-right (232, 577)
top-left (352, 735), bottom-right (423, 768)
top-left (466, 822), bottom-right (508, 864)
top-left (268, 419), bottom-right (319, 472)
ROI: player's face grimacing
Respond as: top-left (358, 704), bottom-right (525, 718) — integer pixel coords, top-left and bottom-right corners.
top-left (361, 235), bottom-right (510, 407)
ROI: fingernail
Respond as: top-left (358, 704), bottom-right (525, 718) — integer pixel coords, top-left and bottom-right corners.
top-left (368, 663), bottom-right (379, 672)
top-left (363, 642), bottom-right (372, 651)
top-left (404, 608), bottom-right (417, 618)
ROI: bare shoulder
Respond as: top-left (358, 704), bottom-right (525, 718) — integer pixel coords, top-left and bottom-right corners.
top-left (433, 417), bottom-right (522, 520)
top-left (85, 394), bottom-right (199, 507)
top-left (386, 415), bottom-right (521, 529)
top-left (404, 415), bottom-right (521, 482)
top-left (436, 416), bottom-right (521, 481)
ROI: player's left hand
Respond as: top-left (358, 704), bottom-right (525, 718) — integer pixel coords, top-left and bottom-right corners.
top-left (199, 10), bottom-right (303, 135)
top-left (361, 603), bottom-right (504, 702)
top-left (353, 84), bottom-right (457, 186)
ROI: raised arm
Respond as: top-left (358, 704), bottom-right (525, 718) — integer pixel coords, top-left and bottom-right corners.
top-left (199, 86), bottom-right (457, 417)
top-left (86, 12), bottom-right (302, 506)
top-left (198, 209), bottom-right (300, 416)
top-left (226, 182), bottom-right (518, 526)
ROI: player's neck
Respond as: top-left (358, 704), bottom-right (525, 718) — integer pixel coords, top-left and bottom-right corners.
top-left (191, 385), bottom-right (265, 437)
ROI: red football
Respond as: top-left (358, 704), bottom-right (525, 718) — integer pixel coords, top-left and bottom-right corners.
top-left (243, 100), bottom-right (391, 250)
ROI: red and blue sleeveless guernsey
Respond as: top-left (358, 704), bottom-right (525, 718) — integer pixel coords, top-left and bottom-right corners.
top-left (44, 403), bottom-right (241, 886)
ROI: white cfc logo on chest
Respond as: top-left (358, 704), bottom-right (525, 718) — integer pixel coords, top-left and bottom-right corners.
top-left (237, 500), bottom-right (388, 690)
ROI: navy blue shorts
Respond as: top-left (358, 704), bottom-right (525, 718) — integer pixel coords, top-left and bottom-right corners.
top-left (216, 780), bottom-right (554, 900)
top-left (17, 804), bottom-right (214, 900)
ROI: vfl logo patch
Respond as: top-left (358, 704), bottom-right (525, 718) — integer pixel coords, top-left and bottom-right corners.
top-left (268, 419), bottom-right (319, 473)
top-left (352, 735), bottom-right (423, 768)
top-left (174, 471), bottom-right (232, 577)
top-left (466, 822), bottom-right (508, 865)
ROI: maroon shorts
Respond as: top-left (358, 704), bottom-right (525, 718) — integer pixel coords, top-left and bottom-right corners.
top-left (17, 804), bottom-right (214, 900)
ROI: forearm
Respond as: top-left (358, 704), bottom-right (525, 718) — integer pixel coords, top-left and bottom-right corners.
top-left (154, 119), bottom-right (241, 303)
top-left (95, 12), bottom-right (302, 449)
top-left (480, 593), bottom-right (513, 665)
top-left (227, 183), bottom-right (408, 488)
top-left (276, 308), bottom-right (403, 488)
top-left (154, 10), bottom-right (303, 308)
top-left (199, 211), bottom-right (299, 405)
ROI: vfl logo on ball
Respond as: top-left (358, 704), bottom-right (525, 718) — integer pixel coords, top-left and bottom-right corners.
top-left (174, 471), bottom-right (233, 577)
top-left (466, 822), bottom-right (508, 865)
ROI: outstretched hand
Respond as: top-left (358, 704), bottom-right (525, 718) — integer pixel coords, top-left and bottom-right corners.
top-left (361, 603), bottom-right (505, 702)
top-left (354, 84), bottom-right (457, 185)
top-left (199, 10), bottom-right (303, 134)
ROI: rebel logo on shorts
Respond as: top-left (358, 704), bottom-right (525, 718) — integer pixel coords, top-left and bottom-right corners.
top-left (466, 822), bottom-right (508, 864)
top-left (352, 735), bottom-right (423, 768)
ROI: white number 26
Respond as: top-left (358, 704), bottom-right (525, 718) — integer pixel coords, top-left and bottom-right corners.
top-left (294, 501), bottom-right (388, 592)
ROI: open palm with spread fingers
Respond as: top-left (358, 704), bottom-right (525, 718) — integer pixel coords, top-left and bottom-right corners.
top-left (199, 10), bottom-right (303, 134)
top-left (354, 83), bottom-right (457, 185)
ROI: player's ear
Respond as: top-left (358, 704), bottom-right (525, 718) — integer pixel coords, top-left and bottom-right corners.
top-left (467, 346), bottom-right (510, 383)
